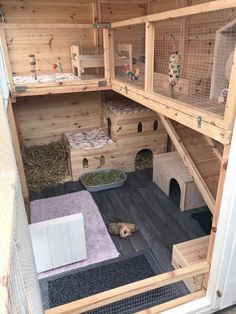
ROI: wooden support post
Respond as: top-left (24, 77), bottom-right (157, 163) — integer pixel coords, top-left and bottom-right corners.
top-left (0, 28), bottom-right (14, 90)
top-left (45, 261), bottom-right (209, 314)
top-left (159, 115), bottom-right (215, 213)
top-left (145, 21), bottom-right (155, 93)
top-left (92, 3), bottom-right (99, 48)
top-left (203, 144), bottom-right (231, 289)
top-left (178, 0), bottom-right (191, 76)
top-left (103, 28), bottom-right (110, 81)
top-left (224, 45), bottom-right (236, 130)
top-left (109, 29), bottom-right (115, 80)
top-left (7, 101), bottom-right (30, 222)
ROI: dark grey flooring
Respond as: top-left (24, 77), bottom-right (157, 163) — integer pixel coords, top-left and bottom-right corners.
top-left (30, 169), bottom-right (209, 272)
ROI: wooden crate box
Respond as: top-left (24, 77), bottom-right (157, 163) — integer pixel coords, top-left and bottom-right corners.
top-left (172, 236), bottom-right (209, 292)
top-left (64, 128), bottom-right (117, 180)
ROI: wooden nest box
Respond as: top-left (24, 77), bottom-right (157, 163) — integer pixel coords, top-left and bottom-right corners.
top-left (102, 100), bottom-right (168, 169)
top-left (210, 18), bottom-right (236, 101)
top-left (65, 101), bottom-right (168, 180)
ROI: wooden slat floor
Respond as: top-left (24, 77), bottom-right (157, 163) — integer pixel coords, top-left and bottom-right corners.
top-left (30, 169), bottom-right (209, 272)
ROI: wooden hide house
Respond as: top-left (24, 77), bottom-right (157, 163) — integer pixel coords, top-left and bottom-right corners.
top-left (1, 0), bottom-right (236, 313)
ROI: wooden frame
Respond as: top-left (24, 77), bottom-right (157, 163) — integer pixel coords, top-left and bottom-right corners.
top-left (158, 116), bottom-right (215, 213)
top-left (1, 1), bottom-right (235, 312)
top-left (109, 0), bottom-right (236, 144)
top-left (0, 28), bottom-right (14, 90)
top-left (224, 46), bottom-right (236, 130)
top-left (112, 79), bottom-right (232, 144)
top-left (0, 24), bottom-right (92, 29)
top-left (7, 100), bottom-right (30, 221)
top-left (203, 144), bottom-right (230, 289)
top-left (45, 262), bottom-right (209, 314)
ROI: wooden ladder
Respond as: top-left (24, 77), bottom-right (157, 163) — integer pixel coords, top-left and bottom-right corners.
top-left (159, 116), bottom-right (222, 213)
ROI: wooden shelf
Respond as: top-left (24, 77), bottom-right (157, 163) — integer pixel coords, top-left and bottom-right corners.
top-left (11, 80), bottom-right (112, 98)
top-left (112, 79), bottom-right (232, 145)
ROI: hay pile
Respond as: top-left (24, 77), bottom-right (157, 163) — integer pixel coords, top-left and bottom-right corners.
top-left (22, 141), bottom-right (69, 192)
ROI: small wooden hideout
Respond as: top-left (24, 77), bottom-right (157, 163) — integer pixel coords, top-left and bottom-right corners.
top-left (1, 0), bottom-right (236, 312)
top-left (153, 152), bottom-right (206, 211)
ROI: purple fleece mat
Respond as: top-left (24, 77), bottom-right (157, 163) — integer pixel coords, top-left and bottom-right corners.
top-left (30, 190), bottom-right (119, 278)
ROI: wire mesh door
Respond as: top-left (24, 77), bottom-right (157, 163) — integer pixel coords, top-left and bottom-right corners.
top-left (0, 94), bottom-right (43, 314)
top-left (153, 8), bottom-right (236, 117)
top-left (114, 24), bottom-right (146, 89)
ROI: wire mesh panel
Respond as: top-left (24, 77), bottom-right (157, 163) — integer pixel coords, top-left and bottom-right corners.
top-left (87, 281), bottom-right (189, 314)
top-left (0, 95), bottom-right (43, 314)
top-left (153, 8), bottom-right (236, 117)
top-left (114, 24), bottom-right (146, 90)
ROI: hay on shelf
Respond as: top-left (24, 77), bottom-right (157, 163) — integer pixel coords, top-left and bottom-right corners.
top-left (22, 141), bottom-right (69, 192)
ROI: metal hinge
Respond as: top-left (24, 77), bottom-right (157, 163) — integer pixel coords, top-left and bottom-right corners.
top-left (98, 80), bottom-right (107, 87)
top-left (197, 116), bottom-right (202, 128)
top-left (15, 86), bottom-right (27, 93)
top-left (93, 23), bottom-right (111, 29)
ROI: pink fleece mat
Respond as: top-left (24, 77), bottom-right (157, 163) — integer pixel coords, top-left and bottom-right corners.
top-left (30, 190), bottom-right (119, 278)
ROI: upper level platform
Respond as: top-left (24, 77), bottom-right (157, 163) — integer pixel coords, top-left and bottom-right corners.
top-left (1, 0), bottom-right (236, 144)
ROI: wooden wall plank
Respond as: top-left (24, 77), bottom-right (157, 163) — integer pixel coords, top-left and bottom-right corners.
top-left (0, 1), bottom-right (94, 24)
top-left (1, 1), bottom-right (148, 76)
top-left (15, 92), bottom-right (102, 146)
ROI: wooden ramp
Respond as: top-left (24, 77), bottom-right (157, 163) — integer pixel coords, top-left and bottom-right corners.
top-left (159, 116), bottom-right (222, 213)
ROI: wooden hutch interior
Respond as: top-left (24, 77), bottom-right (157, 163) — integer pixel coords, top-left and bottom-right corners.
top-left (1, 0), bottom-right (236, 313)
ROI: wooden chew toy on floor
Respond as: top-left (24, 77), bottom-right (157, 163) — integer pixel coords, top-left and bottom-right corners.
top-left (108, 222), bottom-right (138, 239)
top-left (29, 54), bottom-right (37, 79)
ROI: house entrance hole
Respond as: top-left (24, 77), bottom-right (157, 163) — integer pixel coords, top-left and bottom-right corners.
top-left (169, 178), bottom-right (181, 208)
top-left (135, 149), bottom-right (153, 170)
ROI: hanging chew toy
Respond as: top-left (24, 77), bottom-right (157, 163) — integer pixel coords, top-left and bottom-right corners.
top-left (218, 88), bottom-right (228, 104)
top-left (125, 64), bottom-right (141, 81)
top-left (165, 32), bottom-right (181, 98)
top-left (53, 61), bottom-right (63, 73)
top-left (29, 54), bottom-right (37, 79)
top-left (52, 57), bottom-right (63, 73)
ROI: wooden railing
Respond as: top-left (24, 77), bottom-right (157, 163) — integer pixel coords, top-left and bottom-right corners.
top-left (45, 262), bottom-right (209, 314)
